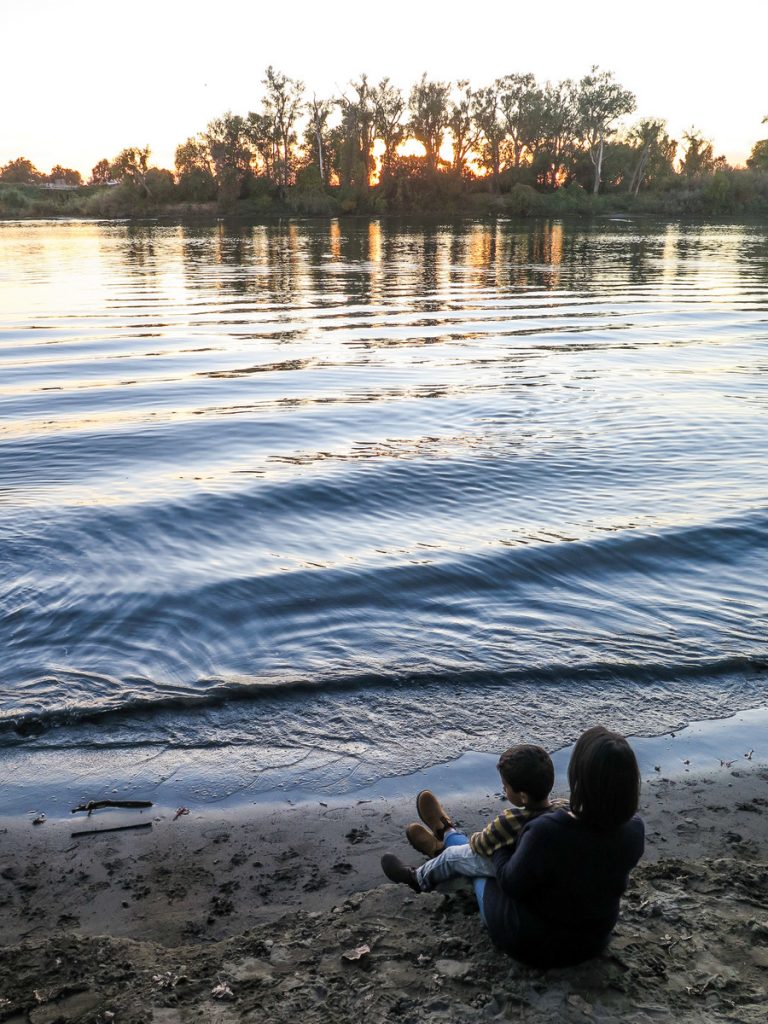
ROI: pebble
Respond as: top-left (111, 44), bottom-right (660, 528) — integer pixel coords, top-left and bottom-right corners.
top-left (434, 959), bottom-right (473, 980)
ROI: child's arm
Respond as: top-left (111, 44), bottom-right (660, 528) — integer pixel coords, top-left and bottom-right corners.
top-left (470, 807), bottom-right (531, 857)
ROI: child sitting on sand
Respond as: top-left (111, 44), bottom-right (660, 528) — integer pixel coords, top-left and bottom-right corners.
top-left (382, 743), bottom-right (566, 893)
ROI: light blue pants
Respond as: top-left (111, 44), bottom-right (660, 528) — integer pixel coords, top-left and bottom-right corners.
top-left (415, 829), bottom-right (490, 922)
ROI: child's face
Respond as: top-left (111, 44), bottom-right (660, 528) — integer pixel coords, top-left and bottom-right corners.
top-left (501, 777), bottom-right (527, 807)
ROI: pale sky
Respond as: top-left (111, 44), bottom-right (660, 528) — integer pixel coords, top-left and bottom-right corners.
top-left (1, 0), bottom-right (766, 177)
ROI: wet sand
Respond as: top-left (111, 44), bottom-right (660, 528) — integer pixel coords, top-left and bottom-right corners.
top-left (1, 754), bottom-right (767, 1023)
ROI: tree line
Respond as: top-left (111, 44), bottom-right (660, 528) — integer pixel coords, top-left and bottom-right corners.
top-left (2, 68), bottom-right (768, 217)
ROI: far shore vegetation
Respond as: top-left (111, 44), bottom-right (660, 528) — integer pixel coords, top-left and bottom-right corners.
top-left (3, 67), bottom-right (768, 222)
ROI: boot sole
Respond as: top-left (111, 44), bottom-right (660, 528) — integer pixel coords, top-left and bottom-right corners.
top-left (405, 823), bottom-right (445, 858)
top-left (415, 789), bottom-right (454, 836)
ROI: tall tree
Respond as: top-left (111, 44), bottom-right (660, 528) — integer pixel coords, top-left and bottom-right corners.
top-left (110, 147), bottom-right (152, 196)
top-left (89, 158), bottom-right (112, 185)
top-left (46, 165), bottom-right (82, 185)
top-left (306, 95), bottom-right (332, 184)
top-left (447, 80), bottom-right (479, 176)
top-left (0, 156), bottom-right (42, 183)
top-left (530, 80), bottom-right (579, 189)
top-left (331, 75), bottom-right (377, 189)
top-left (746, 115), bottom-right (768, 171)
top-left (747, 140), bottom-right (768, 170)
top-left (498, 72), bottom-right (540, 168)
top-left (474, 82), bottom-right (506, 188)
top-left (372, 77), bottom-right (406, 180)
top-left (244, 111), bottom-right (275, 179)
top-left (340, 75), bottom-right (376, 185)
top-left (576, 67), bottom-right (636, 193)
top-left (261, 66), bottom-right (304, 189)
top-left (626, 119), bottom-right (675, 194)
top-left (175, 136), bottom-right (213, 176)
top-left (203, 113), bottom-right (253, 204)
top-left (679, 128), bottom-right (715, 180)
top-left (408, 73), bottom-right (450, 171)
top-left (174, 136), bottom-right (215, 200)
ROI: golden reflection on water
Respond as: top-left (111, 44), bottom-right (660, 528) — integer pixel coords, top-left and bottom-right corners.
top-left (465, 224), bottom-right (492, 273)
top-left (329, 219), bottom-right (342, 261)
top-left (541, 221), bottom-right (563, 268)
top-left (460, 221), bottom-right (566, 291)
top-left (367, 220), bottom-right (384, 308)
top-left (368, 220), bottom-right (382, 264)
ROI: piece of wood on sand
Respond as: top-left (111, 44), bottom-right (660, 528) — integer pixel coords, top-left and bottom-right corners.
top-left (71, 822), bottom-right (153, 838)
top-left (71, 800), bottom-right (153, 815)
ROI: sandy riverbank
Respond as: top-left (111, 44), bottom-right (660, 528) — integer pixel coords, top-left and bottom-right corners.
top-left (1, 751), bottom-right (767, 1023)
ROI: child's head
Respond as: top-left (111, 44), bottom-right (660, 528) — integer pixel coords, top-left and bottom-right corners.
top-left (567, 725), bottom-right (640, 828)
top-left (496, 744), bottom-right (555, 806)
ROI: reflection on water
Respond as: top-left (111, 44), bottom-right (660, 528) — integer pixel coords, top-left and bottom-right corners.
top-left (0, 217), bottom-right (767, 790)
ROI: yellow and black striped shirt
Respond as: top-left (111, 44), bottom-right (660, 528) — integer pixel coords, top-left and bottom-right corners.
top-left (469, 798), bottom-right (569, 857)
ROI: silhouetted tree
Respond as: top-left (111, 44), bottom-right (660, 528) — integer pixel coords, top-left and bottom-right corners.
top-left (175, 136), bottom-right (212, 176)
top-left (747, 139), bottom-right (768, 171)
top-left (372, 78), bottom-right (406, 180)
top-left (46, 165), bottom-right (82, 185)
top-left (261, 66), bottom-right (304, 189)
top-left (0, 156), bottom-right (42, 183)
top-left (341, 75), bottom-right (376, 185)
top-left (244, 111), bottom-right (274, 179)
top-left (110, 147), bottom-right (152, 196)
top-left (89, 159), bottom-right (112, 185)
top-left (447, 80), bottom-right (479, 176)
top-left (746, 116), bottom-right (768, 171)
top-left (474, 82), bottom-right (506, 189)
top-left (680, 128), bottom-right (716, 180)
top-left (144, 168), bottom-right (175, 201)
top-left (499, 72), bottom-right (540, 169)
top-left (626, 119), bottom-right (676, 194)
top-left (203, 114), bottom-right (253, 205)
top-left (331, 75), bottom-right (376, 191)
top-left (408, 74), bottom-right (450, 171)
top-left (576, 67), bottom-right (636, 193)
top-left (530, 80), bottom-right (578, 189)
top-left (305, 95), bottom-right (332, 184)
top-left (175, 136), bottom-right (216, 200)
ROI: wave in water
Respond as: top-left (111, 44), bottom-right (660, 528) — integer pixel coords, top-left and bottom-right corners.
top-left (1, 220), bottom-right (767, 788)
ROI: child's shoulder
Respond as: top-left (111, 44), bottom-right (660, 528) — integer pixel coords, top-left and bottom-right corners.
top-left (494, 798), bottom-right (569, 830)
top-left (522, 797), bottom-right (569, 816)
top-left (499, 806), bottom-right (530, 824)
top-left (519, 798), bottom-right (570, 825)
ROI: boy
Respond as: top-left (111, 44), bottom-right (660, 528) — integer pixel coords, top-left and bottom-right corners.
top-left (382, 744), bottom-right (566, 893)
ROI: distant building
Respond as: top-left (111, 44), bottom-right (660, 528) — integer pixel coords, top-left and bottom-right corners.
top-left (40, 180), bottom-right (81, 191)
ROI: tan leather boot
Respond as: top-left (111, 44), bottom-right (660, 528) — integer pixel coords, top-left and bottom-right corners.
top-left (415, 790), bottom-right (454, 839)
top-left (406, 821), bottom-right (446, 857)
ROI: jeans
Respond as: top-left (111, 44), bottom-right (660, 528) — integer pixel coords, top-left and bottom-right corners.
top-left (416, 828), bottom-right (490, 923)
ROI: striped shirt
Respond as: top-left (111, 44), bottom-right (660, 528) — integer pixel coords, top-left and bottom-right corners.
top-left (469, 798), bottom-right (569, 857)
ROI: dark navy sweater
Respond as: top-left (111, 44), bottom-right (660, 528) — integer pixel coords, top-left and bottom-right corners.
top-left (482, 808), bottom-right (644, 967)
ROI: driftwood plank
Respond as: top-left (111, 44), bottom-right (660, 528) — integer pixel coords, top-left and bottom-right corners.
top-left (71, 822), bottom-right (153, 838)
top-left (71, 800), bottom-right (153, 814)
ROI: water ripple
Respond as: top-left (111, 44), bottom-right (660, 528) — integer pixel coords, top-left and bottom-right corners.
top-left (1, 219), bottom-right (767, 786)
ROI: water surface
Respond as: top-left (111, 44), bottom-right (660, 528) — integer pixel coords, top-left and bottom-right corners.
top-left (1, 218), bottom-right (766, 793)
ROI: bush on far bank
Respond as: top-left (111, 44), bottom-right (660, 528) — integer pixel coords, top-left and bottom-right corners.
top-left (0, 186), bottom-right (30, 213)
top-left (0, 181), bottom-right (91, 217)
top-left (3, 166), bottom-right (768, 221)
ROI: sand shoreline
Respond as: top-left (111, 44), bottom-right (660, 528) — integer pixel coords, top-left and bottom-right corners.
top-left (3, 704), bottom-right (767, 819)
top-left (1, 734), bottom-right (767, 1022)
